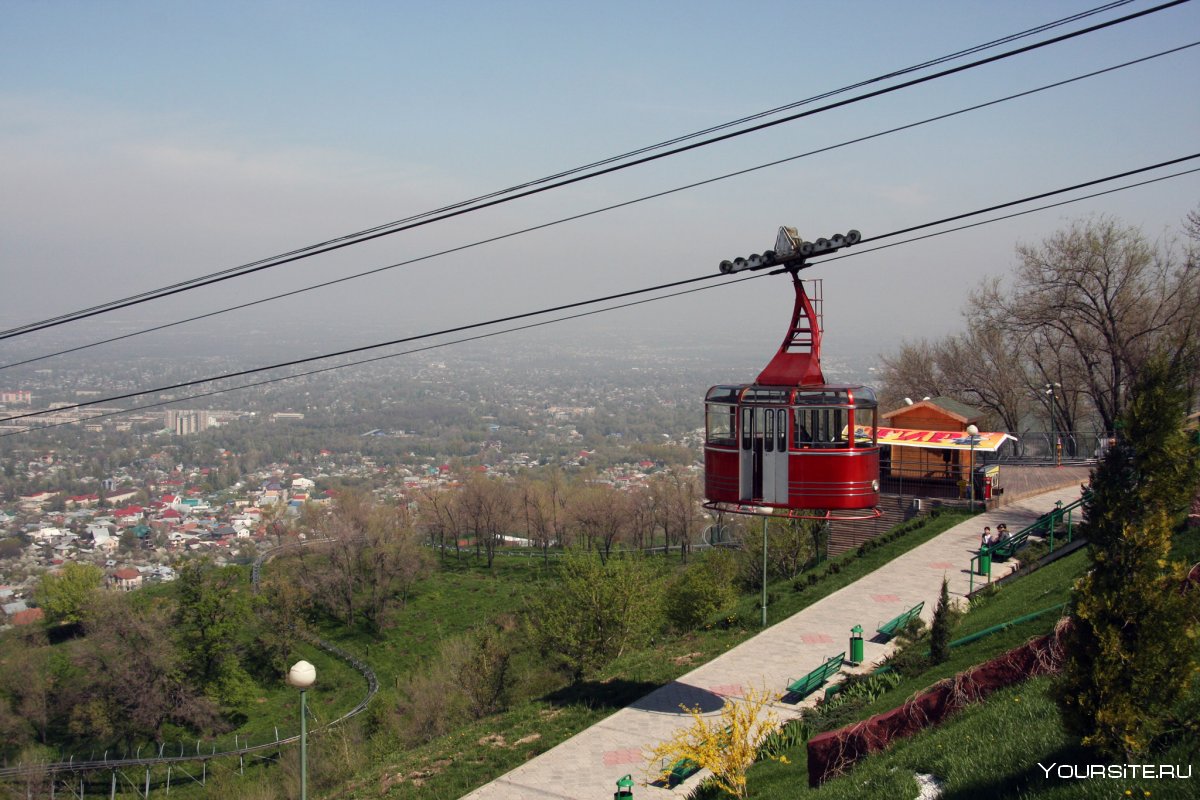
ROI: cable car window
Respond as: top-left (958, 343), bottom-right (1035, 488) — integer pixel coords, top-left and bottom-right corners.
top-left (741, 407), bottom-right (753, 449)
top-left (764, 410), bottom-right (774, 452)
top-left (794, 408), bottom-right (849, 448)
top-left (777, 409), bottom-right (787, 452)
top-left (707, 385), bottom-right (742, 404)
top-left (794, 409), bottom-right (813, 448)
top-left (852, 405), bottom-right (878, 447)
top-left (706, 403), bottom-right (736, 446)
top-left (744, 387), bottom-right (792, 404)
top-left (795, 390), bottom-right (848, 406)
top-left (849, 386), bottom-right (877, 405)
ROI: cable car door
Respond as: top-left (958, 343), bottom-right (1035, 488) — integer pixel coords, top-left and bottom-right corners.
top-left (740, 407), bottom-right (789, 503)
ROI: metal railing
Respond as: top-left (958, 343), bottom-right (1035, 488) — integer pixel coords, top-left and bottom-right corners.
top-left (968, 494), bottom-right (1087, 593)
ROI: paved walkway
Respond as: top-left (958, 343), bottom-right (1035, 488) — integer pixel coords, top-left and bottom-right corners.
top-left (463, 485), bottom-right (1084, 800)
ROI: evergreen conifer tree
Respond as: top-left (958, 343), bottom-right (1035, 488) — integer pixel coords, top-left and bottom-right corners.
top-left (1057, 354), bottom-right (1200, 757)
top-left (929, 577), bottom-right (953, 665)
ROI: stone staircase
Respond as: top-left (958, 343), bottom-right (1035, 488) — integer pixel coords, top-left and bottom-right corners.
top-left (827, 494), bottom-right (929, 557)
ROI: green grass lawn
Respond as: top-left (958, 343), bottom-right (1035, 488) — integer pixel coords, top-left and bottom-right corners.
top-left (748, 676), bottom-right (1198, 800)
top-left (327, 513), bottom-right (978, 798)
top-left (727, 526), bottom-right (1200, 800)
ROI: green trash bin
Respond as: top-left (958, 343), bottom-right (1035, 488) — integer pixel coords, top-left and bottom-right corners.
top-left (849, 624), bottom-right (864, 665)
top-left (615, 774), bottom-right (634, 800)
top-left (978, 548), bottom-right (992, 576)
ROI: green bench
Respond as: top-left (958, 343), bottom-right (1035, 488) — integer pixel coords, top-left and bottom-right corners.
top-left (663, 725), bottom-right (732, 786)
top-left (666, 757), bottom-right (700, 786)
top-left (786, 651), bottom-right (845, 699)
top-left (876, 601), bottom-right (924, 640)
top-left (987, 534), bottom-right (1030, 561)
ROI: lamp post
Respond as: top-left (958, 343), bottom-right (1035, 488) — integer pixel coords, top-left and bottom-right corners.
top-left (287, 660), bottom-right (316, 800)
top-left (1044, 383), bottom-right (1062, 464)
top-left (966, 424), bottom-right (980, 512)
top-left (761, 512), bottom-right (769, 628)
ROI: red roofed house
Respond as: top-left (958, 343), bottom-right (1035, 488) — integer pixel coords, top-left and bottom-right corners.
top-left (11, 607), bottom-right (45, 626)
top-left (109, 568), bottom-right (142, 592)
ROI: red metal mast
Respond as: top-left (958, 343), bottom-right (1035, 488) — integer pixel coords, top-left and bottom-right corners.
top-left (756, 270), bottom-right (824, 387)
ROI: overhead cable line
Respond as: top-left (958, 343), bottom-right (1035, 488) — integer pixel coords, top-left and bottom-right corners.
top-left (5, 163), bottom-right (1197, 440)
top-left (6, 39), bottom-right (1196, 373)
top-left (3, 152), bottom-right (1197, 432)
top-left (0, 0), bottom-right (1185, 342)
top-left (0, 1), bottom-right (1137, 341)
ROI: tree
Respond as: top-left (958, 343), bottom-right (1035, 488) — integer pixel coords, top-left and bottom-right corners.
top-left (766, 517), bottom-right (820, 580)
top-left (649, 471), bottom-right (707, 563)
top-left (175, 560), bottom-right (255, 713)
top-left (358, 502), bottom-right (432, 624)
top-left (304, 491), bottom-right (432, 629)
top-left (664, 549), bottom-right (739, 631)
top-left (876, 340), bottom-right (950, 414)
top-left (1056, 354), bottom-right (1200, 758)
top-left (442, 627), bottom-right (513, 719)
top-left (118, 527), bottom-right (138, 553)
top-left (648, 686), bottom-right (781, 799)
top-left (929, 577), bottom-right (953, 665)
top-left (568, 483), bottom-right (630, 562)
top-left (417, 485), bottom-right (466, 561)
top-left (254, 573), bottom-right (314, 676)
top-left (458, 474), bottom-right (514, 568)
top-left (527, 550), bottom-right (663, 681)
top-left (517, 474), bottom-right (565, 561)
top-left (72, 592), bottom-right (222, 747)
top-left (973, 216), bottom-right (1199, 433)
top-left (0, 629), bottom-right (54, 748)
top-left (34, 562), bottom-right (103, 625)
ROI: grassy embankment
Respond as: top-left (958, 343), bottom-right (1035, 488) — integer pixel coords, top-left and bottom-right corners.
top-left (731, 525), bottom-right (1200, 800)
top-left (16, 510), bottom-right (973, 798)
top-left (327, 510), bottom-right (973, 799)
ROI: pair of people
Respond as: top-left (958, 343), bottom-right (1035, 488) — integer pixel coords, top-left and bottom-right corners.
top-left (980, 523), bottom-right (1011, 548)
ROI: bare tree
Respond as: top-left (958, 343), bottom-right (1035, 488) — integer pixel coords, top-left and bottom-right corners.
top-left (876, 340), bottom-right (949, 413)
top-left (417, 485), bottom-right (468, 562)
top-left (518, 473), bottom-right (565, 560)
top-left (625, 486), bottom-right (656, 552)
top-left (936, 318), bottom-right (1030, 432)
top-left (73, 592), bottom-right (222, 747)
top-left (974, 216), bottom-right (1199, 432)
top-left (458, 474), bottom-right (514, 568)
top-left (303, 490), bottom-right (433, 629)
top-left (879, 214), bottom-right (1200, 437)
top-left (568, 483), bottom-right (630, 562)
top-left (649, 471), bottom-right (707, 563)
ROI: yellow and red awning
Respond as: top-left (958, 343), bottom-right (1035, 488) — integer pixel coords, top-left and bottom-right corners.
top-left (854, 426), bottom-right (1016, 452)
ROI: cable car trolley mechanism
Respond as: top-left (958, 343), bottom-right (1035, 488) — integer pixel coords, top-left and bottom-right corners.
top-left (705, 226), bottom-right (881, 520)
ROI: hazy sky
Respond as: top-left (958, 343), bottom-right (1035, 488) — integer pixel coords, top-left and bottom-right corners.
top-left (2, 0), bottom-right (1198, 382)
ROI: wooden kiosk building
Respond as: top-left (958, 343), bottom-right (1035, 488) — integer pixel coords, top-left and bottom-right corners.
top-left (876, 397), bottom-right (1005, 502)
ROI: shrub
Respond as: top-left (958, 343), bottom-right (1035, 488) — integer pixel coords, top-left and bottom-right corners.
top-left (665, 550), bottom-right (739, 632)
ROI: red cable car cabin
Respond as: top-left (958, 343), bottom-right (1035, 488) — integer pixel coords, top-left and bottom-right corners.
top-left (704, 383), bottom-right (879, 512)
top-left (704, 237), bottom-right (879, 517)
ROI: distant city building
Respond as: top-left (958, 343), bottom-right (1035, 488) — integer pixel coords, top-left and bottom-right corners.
top-left (271, 412), bottom-right (305, 422)
top-left (0, 390), bottom-right (31, 404)
top-left (164, 409), bottom-right (210, 435)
